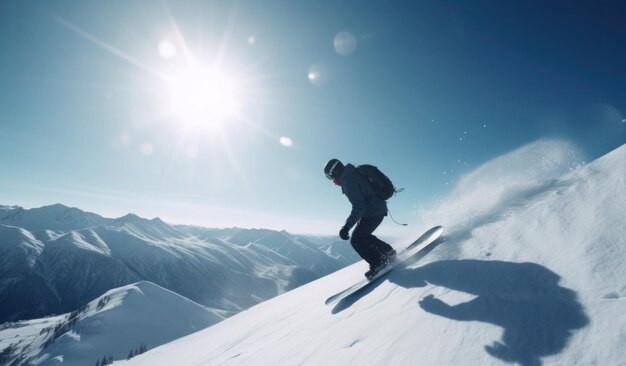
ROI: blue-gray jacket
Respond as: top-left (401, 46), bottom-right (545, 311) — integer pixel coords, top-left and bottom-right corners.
top-left (340, 164), bottom-right (388, 230)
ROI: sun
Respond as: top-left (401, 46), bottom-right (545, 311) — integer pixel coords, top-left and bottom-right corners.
top-left (166, 66), bottom-right (239, 129)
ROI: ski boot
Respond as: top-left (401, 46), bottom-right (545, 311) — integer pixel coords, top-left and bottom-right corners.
top-left (364, 261), bottom-right (387, 280)
top-left (364, 250), bottom-right (398, 280)
top-left (382, 249), bottom-right (398, 266)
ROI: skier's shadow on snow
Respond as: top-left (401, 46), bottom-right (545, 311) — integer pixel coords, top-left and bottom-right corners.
top-left (387, 259), bottom-right (589, 366)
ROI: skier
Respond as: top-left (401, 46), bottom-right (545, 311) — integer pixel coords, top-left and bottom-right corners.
top-left (324, 158), bottom-right (397, 279)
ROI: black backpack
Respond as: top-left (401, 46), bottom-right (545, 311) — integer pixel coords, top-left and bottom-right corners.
top-left (356, 164), bottom-right (401, 200)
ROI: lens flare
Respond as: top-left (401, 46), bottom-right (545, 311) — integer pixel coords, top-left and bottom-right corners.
top-left (307, 63), bottom-right (328, 86)
top-left (334, 31), bottom-right (357, 56)
top-left (280, 136), bottom-right (293, 147)
top-left (141, 143), bottom-right (154, 156)
top-left (120, 132), bottom-right (131, 146)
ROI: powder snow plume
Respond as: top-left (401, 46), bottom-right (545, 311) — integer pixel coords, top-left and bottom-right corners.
top-left (416, 140), bottom-right (585, 242)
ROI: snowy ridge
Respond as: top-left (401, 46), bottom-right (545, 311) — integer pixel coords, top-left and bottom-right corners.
top-left (0, 281), bottom-right (222, 366)
top-left (0, 204), bottom-right (109, 232)
top-left (120, 142), bottom-right (625, 366)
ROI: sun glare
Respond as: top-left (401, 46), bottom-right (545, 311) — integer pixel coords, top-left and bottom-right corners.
top-left (167, 67), bottom-right (239, 129)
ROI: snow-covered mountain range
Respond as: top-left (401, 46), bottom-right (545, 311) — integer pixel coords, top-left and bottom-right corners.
top-left (0, 205), bottom-right (358, 324)
top-left (112, 142), bottom-right (624, 365)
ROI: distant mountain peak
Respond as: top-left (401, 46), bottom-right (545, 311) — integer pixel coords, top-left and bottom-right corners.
top-left (151, 217), bottom-right (166, 224)
top-left (43, 203), bottom-right (71, 210)
top-left (0, 204), bottom-right (21, 209)
top-left (113, 213), bottom-right (142, 223)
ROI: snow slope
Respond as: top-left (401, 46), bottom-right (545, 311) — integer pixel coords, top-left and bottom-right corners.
top-left (119, 141), bottom-right (626, 366)
top-left (0, 281), bottom-right (222, 366)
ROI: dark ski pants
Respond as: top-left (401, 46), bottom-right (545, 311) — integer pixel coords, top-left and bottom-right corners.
top-left (350, 215), bottom-right (395, 266)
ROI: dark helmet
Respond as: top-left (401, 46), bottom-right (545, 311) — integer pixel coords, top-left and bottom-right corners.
top-left (324, 159), bottom-right (344, 180)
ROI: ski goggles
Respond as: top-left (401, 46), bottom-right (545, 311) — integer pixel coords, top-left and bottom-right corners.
top-left (325, 160), bottom-right (340, 180)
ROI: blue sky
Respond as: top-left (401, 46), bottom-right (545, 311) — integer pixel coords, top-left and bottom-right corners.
top-left (1, 0), bottom-right (625, 235)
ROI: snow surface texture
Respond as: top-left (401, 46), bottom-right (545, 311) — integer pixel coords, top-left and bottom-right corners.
top-left (0, 281), bottom-right (220, 366)
top-left (121, 141), bottom-right (625, 366)
top-left (0, 208), bottom-right (358, 323)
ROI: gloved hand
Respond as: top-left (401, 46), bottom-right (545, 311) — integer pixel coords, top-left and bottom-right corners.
top-left (339, 226), bottom-right (350, 240)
